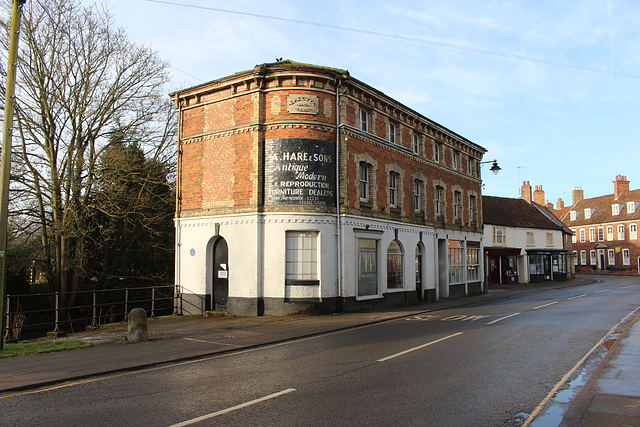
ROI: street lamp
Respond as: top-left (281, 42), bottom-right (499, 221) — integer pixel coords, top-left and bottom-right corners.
top-left (480, 159), bottom-right (501, 175)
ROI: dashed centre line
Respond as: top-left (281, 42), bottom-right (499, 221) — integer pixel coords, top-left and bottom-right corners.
top-left (486, 312), bottom-right (521, 325)
top-left (567, 294), bottom-right (587, 300)
top-left (377, 332), bottom-right (463, 362)
top-left (532, 301), bottom-right (559, 310)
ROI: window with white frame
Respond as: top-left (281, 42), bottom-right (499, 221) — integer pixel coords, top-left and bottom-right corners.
top-left (359, 109), bottom-right (368, 132)
top-left (286, 231), bottom-right (318, 282)
top-left (412, 134), bottom-right (420, 154)
top-left (580, 250), bottom-right (587, 265)
top-left (387, 240), bottom-right (404, 289)
top-left (359, 163), bottom-right (370, 202)
top-left (493, 226), bottom-right (506, 245)
top-left (573, 251), bottom-right (578, 265)
top-left (546, 232), bottom-right (554, 247)
top-left (589, 228), bottom-right (595, 242)
top-left (612, 204), bottom-right (620, 215)
top-left (571, 231), bottom-right (576, 243)
top-left (570, 211), bottom-right (577, 221)
top-left (590, 250), bottom-right (597, 265)
top-left (628, 202), bottom-right (636, 214)
top-left (452, 151), bottom-right (459, 170)
top-left (434, 143), bottom-right (440, 163)
top-left (526, 232), bottom-right (535, 247)
top-left (454, 191), bottom-right (462, 220)
top-left (607, 226), bottom-right (614, 241)
top-left (389, 172), bottom-right (397, 208)
top-left (618, 224), bottom-right (625, 240)
top-left (580, 229), bottom-right (586, 243)
top-left (608, 249), bottom-right (615, 265)
top-left (467, 242), bottom-right (480, 281)
top-left (468, 157), bottom-right (474, 176)
top-left (357, 238), bottom-right (378, 297)
top-left (448, 240), bottom-right (465, 284)
top-left (435, 186), bottom-right (443, 216)
top-left (631, 224), bottom-right (638, 240)
top-left (469, 195), bottom-right (477, 224)
top-left (585, 208), bottom-right (593, 219)
top-left (598, 227), bottom-right (604, 241)
top-left (388, 122), bottom-right (396, 144)
top-left (622, 249), bottom-right (631, 265)
top-left (413, 180), bottom-right (422, 212)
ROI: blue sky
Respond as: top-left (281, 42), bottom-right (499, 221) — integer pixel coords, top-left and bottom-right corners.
top-left (88, 0), bottom-right (639, 207)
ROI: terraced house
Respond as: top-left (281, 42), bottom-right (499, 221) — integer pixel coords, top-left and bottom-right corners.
top-left (171, 60), bottom-right (488, 316)
top-left (559, 175), bottom-right (640, 275)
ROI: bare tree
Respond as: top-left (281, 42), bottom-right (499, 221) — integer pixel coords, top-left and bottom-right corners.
top-left (0, 0), bottom-right (173, 305)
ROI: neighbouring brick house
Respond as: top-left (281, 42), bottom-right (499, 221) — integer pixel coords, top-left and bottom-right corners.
top-left (557, 175), bottom-right (640, 274)
top-left (171, 60), bottom-right (488, 316)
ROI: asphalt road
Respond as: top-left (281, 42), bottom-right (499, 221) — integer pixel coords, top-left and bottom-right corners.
top-left (2, 276), bottom-right (639, 426)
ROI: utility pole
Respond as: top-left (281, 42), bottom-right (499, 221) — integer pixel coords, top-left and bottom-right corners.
top-left (0, 0), bottom-right (26, 350)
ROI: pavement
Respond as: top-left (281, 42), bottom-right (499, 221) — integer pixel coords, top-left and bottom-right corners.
top-left (1, 275), bottom-right (639, 426)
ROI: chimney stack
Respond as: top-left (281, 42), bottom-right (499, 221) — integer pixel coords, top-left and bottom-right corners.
top-left (572, 186), bottom-right (584, 205)
top-left (546, 200), bottom-right (554, 210)
top-left (557, 198), bottom-right (564, 209)
top-left (521, 181), bottom-right (532, 203)
top-left (614, 175), bottom-right (630, 199)
top-left (533, 185), bottom-right (545, 205)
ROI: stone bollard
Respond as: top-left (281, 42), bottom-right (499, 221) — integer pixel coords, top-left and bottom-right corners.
top-left (128, 308), bottom-right (148, 342)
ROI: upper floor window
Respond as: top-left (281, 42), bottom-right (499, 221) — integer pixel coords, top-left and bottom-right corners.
top-left (570, 211), bottom-right (577, 221)
top-left (435, 186), bottom-right (443, 216)
top-left (468, 157), bottom-right (474, 176)
top-left (526, 232), bottom-right (535, 247)
top-left (469, 195), bottom-right (477, 223)
top-left (618, 224), bottom-right (625, 240)
top-left (434, 143), bottom-right (441, 163)
top-left (359, 109), bottom-right (369, 132)
top-left (598, 227), bottom-right (604, 241)
top-left (388, 122), bottom-right (396, 144)
top-left (493, 226), bottom-right (506, 246)
top-left (627, 202), bottom-right (637, 214)
top-left (413, 180), bottom-right (422, 212)
top-left (579, 228), bottom-right (586, 243)
top-left (412, 134), bottom-right (420, 155)
top-left (589, 227), bottom-right (595, 242)
top-left (612, 204), bottom-right (620, 215)
top-left (546, 232), bottom-right (554, 247)
top-left (389, 172), bottom-right (398, 207)
top-left (454, 191), bottom-right (462, 220)
top-left (452, 152), bottom-right (459, 170)
top-left (571, 231), bottom-right (576, 244)
top-left (631, 224), bottom-right (638, 240)
top-left (585, 208), bottom-right (593, 219)
top-left (607, 226), bottom-right (614, 241)
top-left (359, 163), bottom-right (370, 202)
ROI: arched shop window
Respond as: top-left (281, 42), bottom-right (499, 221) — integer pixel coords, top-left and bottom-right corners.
top-left (387, 240), bottom-right (404, 289)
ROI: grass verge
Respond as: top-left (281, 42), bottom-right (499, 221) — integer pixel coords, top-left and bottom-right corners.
top-left (0, 340), bottom-right (93, 359)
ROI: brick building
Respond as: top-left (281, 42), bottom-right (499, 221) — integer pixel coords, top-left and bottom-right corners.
top-left (557, 175), bottom-right (640, 275)
top-left (171, 60), bottom-right (488, 316)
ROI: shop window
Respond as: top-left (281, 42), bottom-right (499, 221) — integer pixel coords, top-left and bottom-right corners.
top-left (285, 231), bottom-right (318, 283)
top-left (622, 249), bottom-right (631, 265)
top-left (357, 238), bottom-right (378, 297)
top-left (448, 241), bottom-right (464, 284)
top-left (466, 242), bottom-right (480, 281)
top-left (387, 240), bottom-right (403, 289)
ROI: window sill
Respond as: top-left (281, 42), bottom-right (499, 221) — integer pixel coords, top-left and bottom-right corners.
top-left (286, 280), bottom-right (320, 286)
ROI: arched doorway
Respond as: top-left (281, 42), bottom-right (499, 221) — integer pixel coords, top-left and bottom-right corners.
top-left (212, 237), bottom-right (229, 311)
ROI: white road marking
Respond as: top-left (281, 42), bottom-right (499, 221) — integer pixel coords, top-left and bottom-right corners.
top-left (532, 301), bottom-right (559, 310)
top-left (595, 289), bottom-right (611, 294)
top-left (567, 294), bottom-right (588, 300)
top-left (486, 312), bottom-right (521, 325)
top-left (168, 388), bottom-right (296, 427)
top-left (377, 332), bottom-right (463, 362)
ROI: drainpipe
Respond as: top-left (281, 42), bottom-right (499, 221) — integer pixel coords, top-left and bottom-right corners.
top-left (174, 97), bottom-right (183, 315)
top-left (335, 76), bottom-right (343, 312)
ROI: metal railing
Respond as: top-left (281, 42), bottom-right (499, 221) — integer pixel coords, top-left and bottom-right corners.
top-left (3, 285), bottom-right (176, 342)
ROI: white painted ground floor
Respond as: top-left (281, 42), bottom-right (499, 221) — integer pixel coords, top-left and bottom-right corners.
top-left (175, 213), bottom-right (484, 316)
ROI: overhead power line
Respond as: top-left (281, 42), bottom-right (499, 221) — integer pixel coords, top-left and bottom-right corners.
top-left (145, 0), bottom-right (640, 80)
